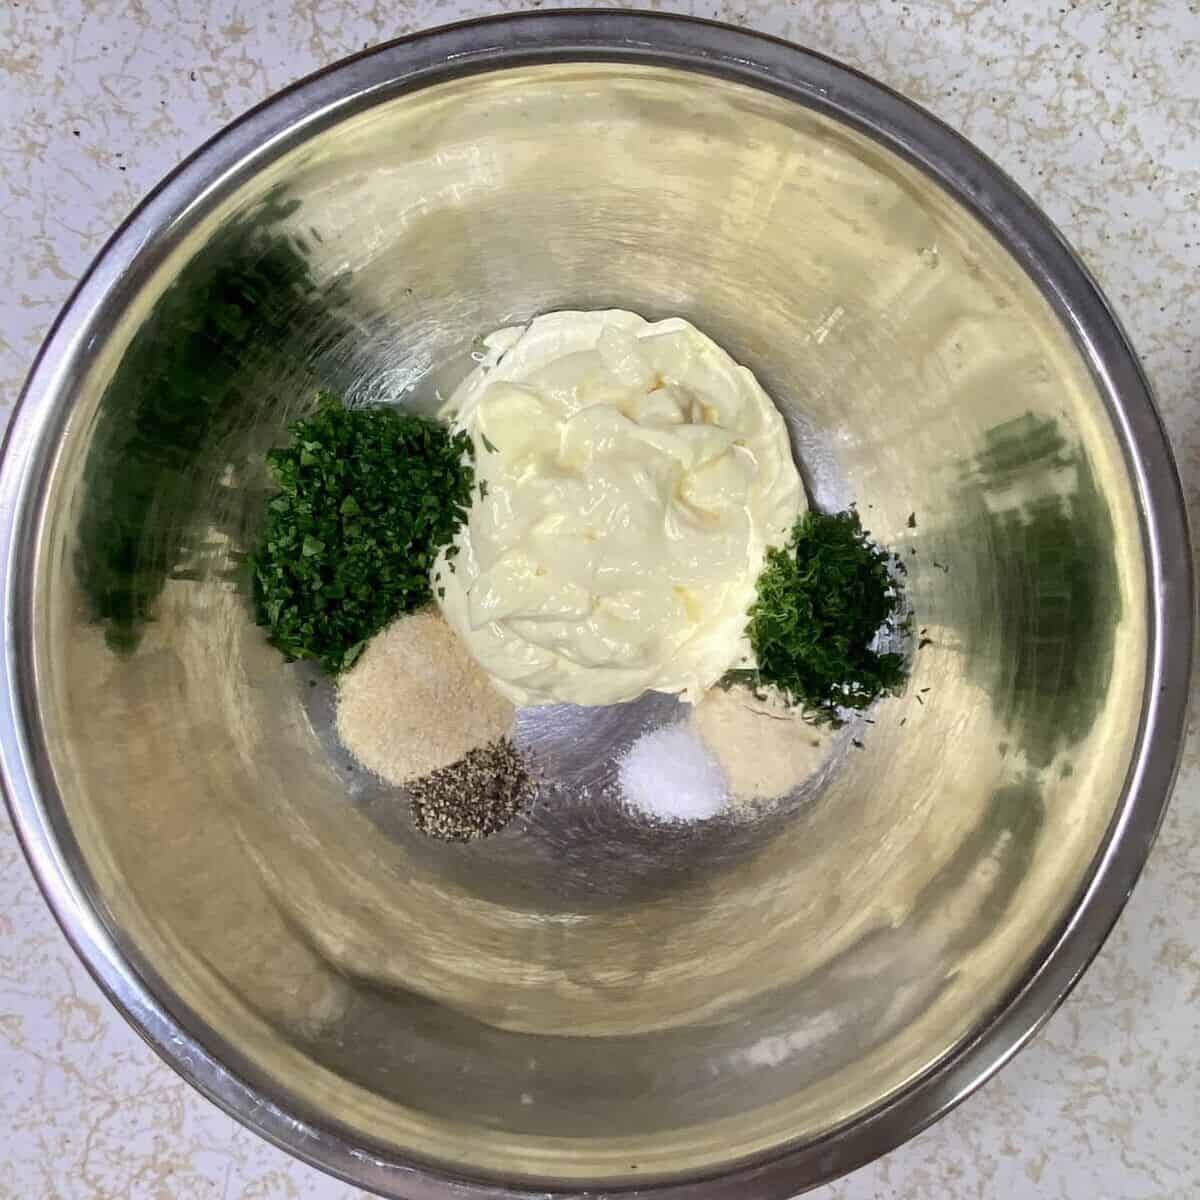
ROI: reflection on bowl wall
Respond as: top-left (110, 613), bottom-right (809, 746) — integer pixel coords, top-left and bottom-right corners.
top-left (0, 14), bottom-right (1191, 1200)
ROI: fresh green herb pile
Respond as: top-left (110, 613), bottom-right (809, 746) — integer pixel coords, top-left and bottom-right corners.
top-left (728, 509), bottom-right (906, 725)
top-left (252, 394), bottom-right (473, 673)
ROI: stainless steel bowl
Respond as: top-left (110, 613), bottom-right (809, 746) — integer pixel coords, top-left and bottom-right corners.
top-left (0, 12), bottom-right (1192, 1199)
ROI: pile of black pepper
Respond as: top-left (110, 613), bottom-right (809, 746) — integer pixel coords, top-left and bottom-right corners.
top-left (408, 738), bottom-right (535, 842)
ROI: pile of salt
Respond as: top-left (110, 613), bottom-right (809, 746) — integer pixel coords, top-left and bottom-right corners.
top-left (618, 723), bottom-right (727, 822)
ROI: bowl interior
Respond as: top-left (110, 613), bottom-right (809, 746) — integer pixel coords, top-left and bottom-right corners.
top-left (25, 62), bottom-right (1147, 1183)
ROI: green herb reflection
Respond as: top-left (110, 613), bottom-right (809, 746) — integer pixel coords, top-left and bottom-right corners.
top-left (75, 190), bottom-right (350, 652)
top-left (966, 414), bottom-right (1121, 767)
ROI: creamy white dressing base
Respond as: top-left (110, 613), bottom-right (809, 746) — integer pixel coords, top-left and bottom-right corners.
top-left (435, 310), bottom-right (804, 707)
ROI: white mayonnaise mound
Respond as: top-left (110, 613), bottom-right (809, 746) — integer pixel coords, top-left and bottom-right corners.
top-left (435, 310), bottom-right (805, 707)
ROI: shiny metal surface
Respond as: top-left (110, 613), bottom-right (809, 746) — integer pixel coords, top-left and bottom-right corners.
top-left (0, 12), bottom-right (1192, 1199)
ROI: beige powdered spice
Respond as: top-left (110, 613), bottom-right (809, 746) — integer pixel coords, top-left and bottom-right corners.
top-left (689, 685), bottom-right (828, 805)
top-left (336, 608), bottom-right (514, 786)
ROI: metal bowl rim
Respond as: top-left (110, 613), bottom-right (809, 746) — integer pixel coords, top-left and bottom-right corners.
top-left (0, 10), bottom-right (1192, 1199)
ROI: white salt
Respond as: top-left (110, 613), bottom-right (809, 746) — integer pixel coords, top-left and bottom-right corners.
top-left (618, 722), bottom-right (728, 822)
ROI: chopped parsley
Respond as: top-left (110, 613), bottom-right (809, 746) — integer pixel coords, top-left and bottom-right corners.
top-left (252, 393), bottom-right (473, 673)
top-left (727, 509), bottom-right (907, 725)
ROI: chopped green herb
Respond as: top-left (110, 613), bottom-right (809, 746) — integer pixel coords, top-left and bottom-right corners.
top-left (727, 509), bottom-right (907, 726)
top-left (907, 512), bottom-right (917, 528)
top-left (480, 432), bottom-right (499, 454)
top-left (252, 393), bottom-right (473, 673)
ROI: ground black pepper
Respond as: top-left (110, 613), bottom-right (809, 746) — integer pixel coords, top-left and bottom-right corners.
top-left (408, 738), bottom-right (534, 842)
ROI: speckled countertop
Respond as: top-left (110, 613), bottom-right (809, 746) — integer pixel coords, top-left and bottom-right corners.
top-left (1, 2), bottom-right (1197, 1197)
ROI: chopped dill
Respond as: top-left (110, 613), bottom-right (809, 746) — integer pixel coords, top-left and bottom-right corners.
top-left (726, 509), bottom-right (907, 726)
